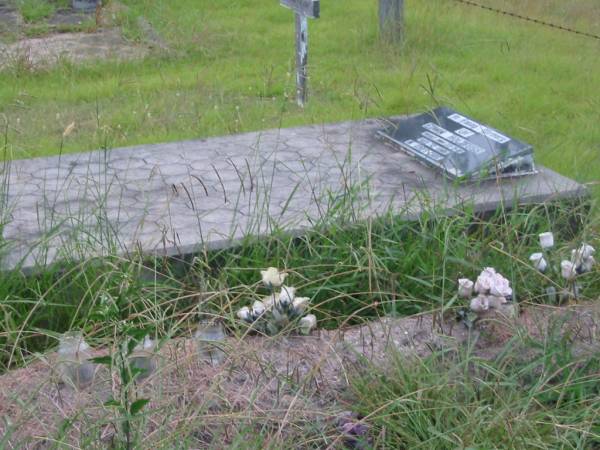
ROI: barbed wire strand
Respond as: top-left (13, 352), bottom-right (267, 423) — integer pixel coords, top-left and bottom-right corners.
top-left (450, 0), bottom-right (600, 41)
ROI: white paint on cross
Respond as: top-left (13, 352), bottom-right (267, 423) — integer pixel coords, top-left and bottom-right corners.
top-left (280, 0), bottom-right (320, 18)
top-left (280, 0), bottom-right (320, 107)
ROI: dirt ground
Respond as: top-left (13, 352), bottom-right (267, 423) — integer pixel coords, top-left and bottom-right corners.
top-left (0, 2), bottom-right (164, 70)
top-left (1, 303), bottom-right (599, 448)
top-left (0, 28), bottom-right (148, 69)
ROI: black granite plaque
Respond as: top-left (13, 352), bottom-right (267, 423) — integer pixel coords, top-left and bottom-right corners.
top-left (378, 107), bottom-right (536, 180)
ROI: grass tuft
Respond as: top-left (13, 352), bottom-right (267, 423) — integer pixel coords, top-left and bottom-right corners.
top-left (351, 325), bottom-right (600, 448)
top-left (16, 0), bottom-right (56, 23)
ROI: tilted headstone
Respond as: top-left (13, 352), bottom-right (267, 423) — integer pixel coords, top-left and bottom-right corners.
top-left (280, 0), bottom-right (320, 107)
top-left (378, 107), bottom-right (536, 181)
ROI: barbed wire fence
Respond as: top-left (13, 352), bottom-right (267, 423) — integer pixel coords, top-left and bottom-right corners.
top-left (449, 0), bottom-right (600, 41)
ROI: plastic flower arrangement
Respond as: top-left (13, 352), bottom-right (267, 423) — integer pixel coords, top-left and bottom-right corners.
top-left (529, 232), bottom-right (596, 303)
top-left (457, 267), bottom-right (515, 326)
top-left (260, 267), bottom-right (288, 288)
top-left (236, 268), bottom-right (317, 335)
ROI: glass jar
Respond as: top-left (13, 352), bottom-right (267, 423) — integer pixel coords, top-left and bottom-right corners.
top-left (129, 336), bottom-right (157, 381)
top-left (195, 321), bottom-right (227, 366)
top-left (56, 331), bottom-right (96, 389)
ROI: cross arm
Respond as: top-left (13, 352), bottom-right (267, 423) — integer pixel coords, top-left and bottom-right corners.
top-left (280, 0), bottom-right (320, 19)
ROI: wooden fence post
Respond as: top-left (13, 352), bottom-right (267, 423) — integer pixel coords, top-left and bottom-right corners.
top-left (379, 0), bottom-right (404, 43)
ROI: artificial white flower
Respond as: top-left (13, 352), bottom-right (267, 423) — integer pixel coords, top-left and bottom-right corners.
top-left (261, 294), bottom-right (276, 310)
top-left (572, 244), bottom-right (596, 272)
top-left (252, 300), bottom-right (266, 317)
top-left (561, 260), bottom-right (576, 280)
top-left (539, 232), bottom-right (554, 249)
top-left (578, 243), bottom-right (595, 260)
top-left (529, 252), bottom-right (548, 272)
top-left (474, 268), bottom-right (512, 299)
top-left (581, 256), bottom-right (596, 273)
top-left (292, 296), bottom-right (311, 314)
top-left (236, 306), bottom-right (251, 322)
top-left (487, 295), bottom-right (507, 309)
top-left (298, 314), bottom-right (317, 335)
top-left (457, 279), bottom-right (474, 299)
top-left (261, 267), bottom-right (287, 288)
top-left (489, 273), bottom-right (512, 299)
top-left (474, 268), bottom-right (496, 294)
top-left (278, 286), bottom-right (296, 307)
top-left (481, 267), bottom-right (497, 277)
top-left (470, 295), bottom-right (490, 313)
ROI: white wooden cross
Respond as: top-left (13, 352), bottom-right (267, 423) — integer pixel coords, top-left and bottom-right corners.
top-left (280, 0), bottom-right (320, 107)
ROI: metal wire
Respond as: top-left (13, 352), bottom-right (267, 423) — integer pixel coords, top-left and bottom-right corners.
top-left (450, 0), bottom-right (600, 41)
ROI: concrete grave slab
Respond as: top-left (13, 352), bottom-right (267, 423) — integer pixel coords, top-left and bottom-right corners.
top-left (0, 117), bottom-right (587, 272)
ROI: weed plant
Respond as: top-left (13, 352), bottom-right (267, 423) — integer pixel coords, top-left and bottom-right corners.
top-left (0, 194), bottom-right (597, 373)
top-left (0, 1), bottom-right (598, 445)
top-left (15, 0), bottom-right (55, 23)
top-left (351, 321), bottom-right (600, 448)
top-left (0, 141), bottom-right (597, 447)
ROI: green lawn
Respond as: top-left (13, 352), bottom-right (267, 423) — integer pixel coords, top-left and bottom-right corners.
top-left (0, 0), bottom-right (598, 196)
top-left (1, 3), bottom-right (599, 446)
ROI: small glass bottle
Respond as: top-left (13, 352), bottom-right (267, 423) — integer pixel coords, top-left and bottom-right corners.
top-left (129, 336), bottom-right (157, 381)
top-left (195, 321), bottom-right (227, 366)
top-left (56, 331), bottom-right (96, 389)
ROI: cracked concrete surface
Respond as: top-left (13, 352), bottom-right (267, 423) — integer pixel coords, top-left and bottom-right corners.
top-left (0, 118), bottom-right (586, 271)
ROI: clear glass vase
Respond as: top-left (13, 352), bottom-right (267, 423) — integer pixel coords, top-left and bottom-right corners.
top-left (129, 336), bottom-right (157, 381)
top-left (195, 321), bottom-right (227, 366)
top-left (56, 331), bottom-right (96, 389)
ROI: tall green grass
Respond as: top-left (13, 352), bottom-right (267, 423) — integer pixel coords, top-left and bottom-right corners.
top-left (15, 0), bottom-right (55, 23)
top-left (351, 323), bottom-right (600, 448)
top-left (1, 195), bottom-right (597, 373)
top-left (1, 1), bottom-right (599, 446)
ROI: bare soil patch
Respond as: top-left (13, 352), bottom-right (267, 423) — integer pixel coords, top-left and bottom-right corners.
top-left (0, 2), bottom-right (163, 69)
top-left (1, 303), bottom-right (599, 448)
top-left (0, 28), bottom-right (148, 69)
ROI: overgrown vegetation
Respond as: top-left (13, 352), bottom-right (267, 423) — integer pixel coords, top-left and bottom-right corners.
top-left (351, 326), bottom-right (600, 448)
top-left (15, 0), bottom-right (56, 23)
top-left (0, 0), bottom-right (599, 447)
top-left (1, 198), bottom-right (597, 372)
